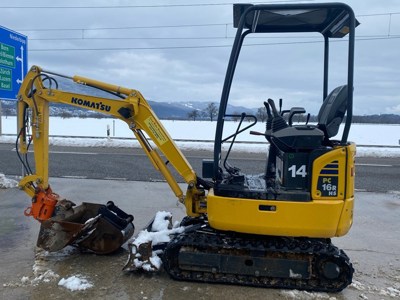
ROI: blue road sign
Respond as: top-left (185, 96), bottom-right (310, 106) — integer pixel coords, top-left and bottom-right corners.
top-left (0, 25), bottom-right (27, 101)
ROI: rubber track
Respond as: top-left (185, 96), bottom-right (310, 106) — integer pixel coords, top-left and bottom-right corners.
top-left (163, 227), bottom-right (353, 292)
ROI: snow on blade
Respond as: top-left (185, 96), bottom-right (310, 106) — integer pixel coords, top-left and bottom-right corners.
top-left (128, 211), bottom-right (184, 272)
top-left (58, 275), bottom-right (93, 291)
top-left (151, 211), bottom-right (172, 232)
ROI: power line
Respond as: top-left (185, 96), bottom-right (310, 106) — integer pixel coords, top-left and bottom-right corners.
top-left (13, 11), bottom-right (400, 33)
top-left (0, 0), bottom-right (313, 9)
top-left (28, 35), bottom-right (400, 52)
top-left (18, 23), bottom-right (232, 32)
top-left (28, 34), bottom-right (400, 42)
top-left (357, 12), bottom-right (400, 17)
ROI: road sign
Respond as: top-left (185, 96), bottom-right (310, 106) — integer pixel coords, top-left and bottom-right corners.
top-left (0, 25), bottom-right (27, 101)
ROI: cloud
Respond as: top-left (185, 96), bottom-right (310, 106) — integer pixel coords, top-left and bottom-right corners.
top-left (388, 104), bottom-right (400, 114)
top-left (1, 0), bottom-right (399, 116)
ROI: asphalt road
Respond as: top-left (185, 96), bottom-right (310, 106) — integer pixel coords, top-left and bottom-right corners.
top-left (0, 143), bottom-right (399, 192)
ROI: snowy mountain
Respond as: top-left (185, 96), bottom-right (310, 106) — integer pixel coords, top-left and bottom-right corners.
top-left (148, 100), bottom-right (256, 119)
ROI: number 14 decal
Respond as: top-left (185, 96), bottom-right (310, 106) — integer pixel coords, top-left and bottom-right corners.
top-left (288, 165), bottom-right (307, 177)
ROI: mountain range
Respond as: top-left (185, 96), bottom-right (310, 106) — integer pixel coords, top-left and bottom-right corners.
top-left (1, 98), bottom-right (257, 120)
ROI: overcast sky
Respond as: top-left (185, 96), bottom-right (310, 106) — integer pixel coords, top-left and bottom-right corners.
top-left (1, 0), bottom-right (399, 115)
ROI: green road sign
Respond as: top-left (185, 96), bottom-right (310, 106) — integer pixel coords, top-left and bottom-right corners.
top-left (0, 67), bottom-right (12, 91)
top-left (0, 42), bottom-right (15, 68)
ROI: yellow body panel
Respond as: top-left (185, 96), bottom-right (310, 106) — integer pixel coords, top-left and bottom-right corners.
top-left (336, 196), bottom-right (354, 236)
top-left (311, 147), bottom-right (346, 200)
top-left (208, 144), bottom-right (355, 238)
top-left (207, 190), bottom-right (352, 238)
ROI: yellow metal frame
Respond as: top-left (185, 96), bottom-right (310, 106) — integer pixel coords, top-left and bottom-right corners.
top-left (17, 65), bottom-right (206, 216)
top-left (207, 144), bottom-right (356, 238)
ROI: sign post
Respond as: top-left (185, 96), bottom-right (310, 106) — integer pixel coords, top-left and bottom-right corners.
top-left (0, 25), bottom-right (27, 136)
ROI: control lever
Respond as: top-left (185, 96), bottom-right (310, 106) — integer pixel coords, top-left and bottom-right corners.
top-left (263, 101), bottom-right (273, 133)
top-left (263, 101), bottom-right (272, 119)
top-left (288, 107), bottom-right (306, 126)
top-left (267, 98), bottom-right (288, 132)
top-left (306, 113), bottom-right (310, 125)
top-left (250, 130), bottom-right (266, 137)
top-left (267, 98), bottom-right (280, 117)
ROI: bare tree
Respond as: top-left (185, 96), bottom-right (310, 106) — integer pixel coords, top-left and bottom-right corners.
top-left (3, 107), bottom-right (11, 118)
top-left (204, 102), bottom-right (218, 122)
top-left (187, 109), bottom-right (199, 121)
top-left (256, 107), bottom-right (268, 123)
top-left (60, 111), bottom-right (73, 119)
top-left (230, 111), bottom-right (241, 122)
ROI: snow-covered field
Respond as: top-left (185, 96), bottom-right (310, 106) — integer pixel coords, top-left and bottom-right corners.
top-left (1, 116), bottom-right (400, 157)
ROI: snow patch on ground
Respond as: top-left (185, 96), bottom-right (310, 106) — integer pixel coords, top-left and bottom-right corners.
top-left (38, 245), bottom-right (80, 260)
top-left (379, 286), bottom-right (400, 297)
top-left (5, 259), bottom-right (61, 287)
top-left (31, 269), bottom-right (60, 285)
top-left (350, 280), bottom-right (366, 291)
top-left (280, 290), bottom-right (336, 299)
top-left (58, 275), bottom-right (93, 291)
top-left (31, 259), bottom-right (60, 285)
top-left (0, 173), bottom-right (18, 189)
top-left (350, 279), bottom-right (400, 299)
top-left (3, 247), bottom-right (92, 291)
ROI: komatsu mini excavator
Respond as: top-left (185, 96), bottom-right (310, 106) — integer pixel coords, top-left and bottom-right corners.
top-left (16, 2), bottom-right (357, 292)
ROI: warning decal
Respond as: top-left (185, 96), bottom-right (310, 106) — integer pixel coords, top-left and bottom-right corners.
top-left (144, 116), bottom-right (168, 146)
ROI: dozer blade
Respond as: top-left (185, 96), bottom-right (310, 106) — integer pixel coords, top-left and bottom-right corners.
top-left (123, 213), bottom-right (203, 272)
top-left (37, 201), bottom-right (134, 254)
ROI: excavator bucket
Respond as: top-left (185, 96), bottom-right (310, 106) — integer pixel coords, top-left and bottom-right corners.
top-left (37, 201), bottom-right (134, 254)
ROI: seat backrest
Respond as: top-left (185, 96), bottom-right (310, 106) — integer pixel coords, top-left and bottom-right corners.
top-left (317, 85), bottom-right (348, 138)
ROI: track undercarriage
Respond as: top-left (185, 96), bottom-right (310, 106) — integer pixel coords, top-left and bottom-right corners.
top-left (161, 219), bottom-right (353, 293)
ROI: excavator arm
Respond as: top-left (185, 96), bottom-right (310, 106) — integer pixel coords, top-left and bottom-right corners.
top-left (16, 65), bottom-right (207, 254)
top-left (17, 65), bottom-right (207, 220)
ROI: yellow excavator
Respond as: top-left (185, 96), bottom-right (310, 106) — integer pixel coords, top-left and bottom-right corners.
top-left (16, 3), bottom-right (357, 292)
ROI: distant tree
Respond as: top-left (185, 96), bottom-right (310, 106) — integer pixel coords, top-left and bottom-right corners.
top-left (3, 107), bottom-right (11, 118)
top-left (187, 109), bottom-right (199, 121)
top-left (200, 110), bottom-right (208, 120)
top-left (231, 111), bottom-right (241, 122)
top-left (204, 102), bottom-right (218, 122)
top-left (60, 111), bottom-right (73, 119)
top-left (256, 107), bottom-right (268, 123)
top-left (92, 113), bottom-right (107, 119)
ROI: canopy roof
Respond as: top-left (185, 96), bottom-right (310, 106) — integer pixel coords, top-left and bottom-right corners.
top-left (233, 3), bottom-right (359, 38)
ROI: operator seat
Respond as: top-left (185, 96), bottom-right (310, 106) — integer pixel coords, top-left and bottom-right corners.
top-left (269, 85), bottom-right (348, 152)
